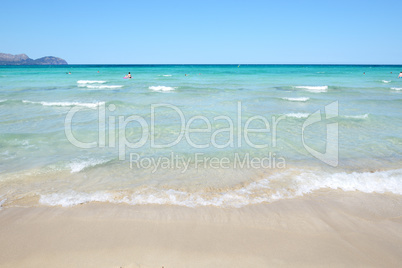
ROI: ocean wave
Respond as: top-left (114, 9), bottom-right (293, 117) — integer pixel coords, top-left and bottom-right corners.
top-left (0, 99), bottom-right (7, 103)
top-left (40, 191), bottom-right (113, 207)
top-left (0, 150), bottom-right (16, 160)
top-left (68, 158), bottom-right (110, 173)
top-left (149, 86), bottom-right (176, 92)
top-left (382, 80), bottom-right (391, 83)
top-left (22, 100), bottom-right (105, 108)
top-left (282, 97), bottom-right (310, 102)
top-left (82, 85), bottom-right (123, 90)
top-left (77, 80), bottom-right (107, 84)
top-left (391, 87), bottom-right (402, 91)
top-left (38, 169), bottom-right (402, 208)
top-left (18, 140), bottom-right (36, 149)
top-left (285, 113), bottom-right (310, 118)
top-left (343, 114), bottom-right (369, 119)
top-left (294, 86), bottom-right (328, 93)
top-left (288, 169), bottom-right (402, 197)
top-left (158, 75), bottom-right (172, 77)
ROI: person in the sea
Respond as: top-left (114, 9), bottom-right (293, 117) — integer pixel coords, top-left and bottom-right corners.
top-left (125, 72), bottom-right (132, 79)
top-left (398, 72), bottom-right (402, 78)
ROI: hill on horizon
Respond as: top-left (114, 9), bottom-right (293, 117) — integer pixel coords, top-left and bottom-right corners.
top-left (0, 53), bottom-right (68, 65)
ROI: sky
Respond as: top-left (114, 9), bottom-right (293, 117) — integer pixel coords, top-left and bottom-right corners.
top-left (1, 0), bottom-right (401, 64)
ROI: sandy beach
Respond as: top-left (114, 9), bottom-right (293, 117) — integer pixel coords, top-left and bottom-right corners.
top-left (2, 0), bottom-right (402, 266)
top-left (1, 65), bottom-right (401, 267)
top-left (1, 190), bottom-right (401, 268)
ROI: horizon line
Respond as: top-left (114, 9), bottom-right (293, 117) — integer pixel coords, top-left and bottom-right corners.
top-left (3, 63), bottom-right (401, 66)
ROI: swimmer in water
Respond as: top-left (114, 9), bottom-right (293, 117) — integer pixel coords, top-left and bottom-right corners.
top-left (398, 72), bottom-right (402, 78)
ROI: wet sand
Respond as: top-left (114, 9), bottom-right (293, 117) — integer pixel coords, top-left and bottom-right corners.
top-left (0, 190), bottom-right (401, 268)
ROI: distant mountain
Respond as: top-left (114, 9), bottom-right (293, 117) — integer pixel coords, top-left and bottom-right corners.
top-left (0, 53), bottom-right (68, 65)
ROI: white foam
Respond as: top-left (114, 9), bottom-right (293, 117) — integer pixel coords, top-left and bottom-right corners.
top-left (285, 113), bottom-right (310, 118)
top-left (162, 75), bottom-right (172, 77)
top-left (382, 80), bottom-right (391, 83)
top-left (149, 86), bottom-right (176, 92)
top-left (21, 140), bottom-right (36, 149)
top-left (22, 100), bottom-right (104, 108)
top-left (77, 80), bottom-right (106, 84)
top-left (289, 169), bottom-right (402, 197)
top-left (391, 87), bottom-right (402, 91)
top-left (294, 86), bottom-right (328, 93)
top-left (282, 97), bottom-right (310, 102)
top-left (0, 99), bottom-right (7, 103)
top-left (128, 169), bottom-right (402, 207)
top-left (68, 158), bottom-right (109, 173)
top-left (83, 85), bottom-right (123, 90)
top-left (40, 191), bottom-right (113, 207)
top-left (37, 168), bottom-right (402, 208)
top-left (344, 114), bottom-right (369, 119)
top-left (0, 150), bottom-right (16, 160)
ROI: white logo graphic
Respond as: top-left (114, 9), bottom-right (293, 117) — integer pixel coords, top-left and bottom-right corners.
top-left (302, 101), bottom-right (338, 167)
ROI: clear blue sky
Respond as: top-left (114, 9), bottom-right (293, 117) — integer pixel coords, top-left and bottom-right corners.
top-left (1, 0), bottom-right (401, 64)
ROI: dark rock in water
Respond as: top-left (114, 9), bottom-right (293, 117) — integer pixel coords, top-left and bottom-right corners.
top-left (0, 53), bottom-right (68, 65)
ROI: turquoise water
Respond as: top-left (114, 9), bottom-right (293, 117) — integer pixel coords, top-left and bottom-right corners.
top-left (0, 65), bottom-right (401, 208)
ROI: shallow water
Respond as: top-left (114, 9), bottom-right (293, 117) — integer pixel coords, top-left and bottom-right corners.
top-left (0, 65), bottom-right (401, 207)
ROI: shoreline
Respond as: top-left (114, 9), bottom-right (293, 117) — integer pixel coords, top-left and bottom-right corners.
top-left (1, 190), bottom-right (401, 267)
top-left (3, 166), bottom-right (402, 209)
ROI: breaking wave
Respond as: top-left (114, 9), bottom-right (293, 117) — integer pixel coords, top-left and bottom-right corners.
top-left (38, 169), bottom-right (402, 208)
top-left (149, 86), bottom-right (176, 92)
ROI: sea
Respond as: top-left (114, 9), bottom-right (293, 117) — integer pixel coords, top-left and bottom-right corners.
top-left (0, 65), bottom-right (401, 208)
